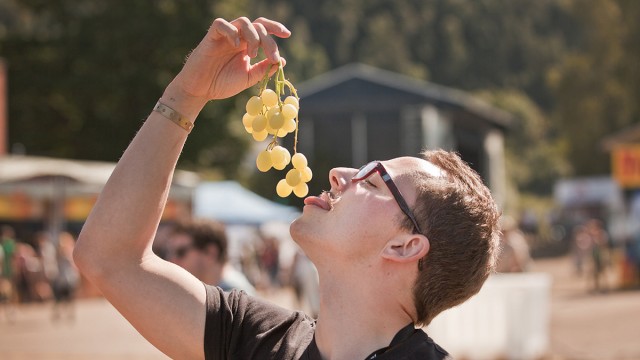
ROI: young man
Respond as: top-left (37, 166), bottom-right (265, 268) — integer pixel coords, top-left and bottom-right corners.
top-left (164, 219), bottom-right (255, 294)
top-left (74, 16), bottom-right (500, 360)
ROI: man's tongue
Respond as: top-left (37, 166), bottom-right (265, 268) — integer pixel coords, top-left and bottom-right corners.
top-left (304, 196), bottom-right (331, 210)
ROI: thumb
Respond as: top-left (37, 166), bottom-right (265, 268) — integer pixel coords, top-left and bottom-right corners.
top-left (248, 57), bottom-right (287, 87)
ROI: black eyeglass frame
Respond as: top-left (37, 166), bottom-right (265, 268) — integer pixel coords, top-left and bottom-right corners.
top-left (351, 161), bottom-right (423, 235)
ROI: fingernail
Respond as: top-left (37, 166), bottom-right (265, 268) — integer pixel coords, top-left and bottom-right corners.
top-left (234, 37), bottom-right (240, 47)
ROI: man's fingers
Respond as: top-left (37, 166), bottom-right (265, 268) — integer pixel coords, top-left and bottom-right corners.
top-left (209, 18), bottom-right (240, 48)
top-left (253, 22), bottom-right (280, 63)
top-left (232, 17), bottom-right (261, 58)
top-left (248, 58), bottom-right (286, 87)
top-left (253, 17), bottom-right (291, 38)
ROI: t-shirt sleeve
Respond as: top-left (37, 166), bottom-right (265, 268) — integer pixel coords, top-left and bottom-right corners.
top-left (203, 283), bottom-right (315, 360)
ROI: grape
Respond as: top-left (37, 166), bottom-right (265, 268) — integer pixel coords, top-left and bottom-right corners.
top-left (293, 182), bottom-right (309, 197)
top-left (271, 146), bottom-right (290, 170)
top-left (291, 153), bottom-right (308, 170)
top-left (284, 96), bottom-right (299, 109)
top-left (242, 113), bottom-right (254, 128)
top-left (282, 118), bottom-right (296, 133)
top-left (246, 96), bottom-right (263, 116)
top-left (261, 89), bottom-right (279, 108)
top-left (281, 104), bottom-right (298, 120)
top-left (256, 150), bottom-right (273, 172)
top-left (252, 129), bottom-right (268, 141)
top-left (266, 106), bottom-right (278, 118)
top-left (244, 126), bottom-right (253, 134)
top-left (269, 111), bottom-right (285, 129)
top-left (276, 179), bottom-right (293, 197)
top-left (286, 169), bottom-right (302, 187)
top-left (301, 166), bottom-right (313, 182)
top-left (251, 115), bottom-right (267, 132)
top-left (266, 123), bottom-right (278, 135)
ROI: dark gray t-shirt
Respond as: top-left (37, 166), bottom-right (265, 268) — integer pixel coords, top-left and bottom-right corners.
top-left (204, 284), bottom-right (450, 360)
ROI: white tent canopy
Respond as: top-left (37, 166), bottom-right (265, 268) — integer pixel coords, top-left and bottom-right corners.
top-left (194, 181), bottom-right (300, 225)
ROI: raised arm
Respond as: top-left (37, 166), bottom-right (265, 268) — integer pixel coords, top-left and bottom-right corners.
top-left (73, 17), bottom-right (290, 360)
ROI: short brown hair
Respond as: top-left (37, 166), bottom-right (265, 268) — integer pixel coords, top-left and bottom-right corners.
top-left (402, 150), bottom-right (501, 326)
top-left (173, 218), bottom-right (228, 262)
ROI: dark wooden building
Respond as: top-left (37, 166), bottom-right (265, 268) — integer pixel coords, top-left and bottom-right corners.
top-left (294, 63), bottom-right (512, 207)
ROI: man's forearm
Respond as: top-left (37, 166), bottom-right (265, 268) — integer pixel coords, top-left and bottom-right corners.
top-left (74, 90), bottom-right (207, 275)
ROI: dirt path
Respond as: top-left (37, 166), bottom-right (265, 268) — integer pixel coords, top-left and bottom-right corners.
top-left (532, 256), bottom-right (640, 360)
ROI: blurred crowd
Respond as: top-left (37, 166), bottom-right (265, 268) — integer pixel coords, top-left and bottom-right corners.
top-left (152, 218), bottom-right (320, 317)
top-left (0, 225), bottom-right (79, 321)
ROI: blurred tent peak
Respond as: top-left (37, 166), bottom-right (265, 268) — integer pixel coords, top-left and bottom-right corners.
top-left (194, 181), bottom-right (300, 226)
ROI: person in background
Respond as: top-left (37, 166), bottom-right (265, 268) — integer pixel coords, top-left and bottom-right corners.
top-left (165, 218), bottom-right (255, 295)
top-left (50, 232), bottom-right (80, 321)
top-left (496, 215), bottom-right (532, 273)
top-left (0, 226), bottom-right (16, 303)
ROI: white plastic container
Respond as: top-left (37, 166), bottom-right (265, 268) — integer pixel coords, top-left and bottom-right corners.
top-left (426, 273), bottom-right (551, 360)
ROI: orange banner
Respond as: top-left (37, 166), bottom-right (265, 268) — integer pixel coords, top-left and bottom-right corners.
top-left (612, 146), bottom-right (640, 188)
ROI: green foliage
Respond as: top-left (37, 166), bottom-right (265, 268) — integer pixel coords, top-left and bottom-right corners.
top-left (549, 0), bottom-right (640, 176)
top-left (477, 89), bottom-right (570, 201)
top-left (0, 0), bottom-right (637, 198)
top-left (0, 1), bottom-right (248, 176)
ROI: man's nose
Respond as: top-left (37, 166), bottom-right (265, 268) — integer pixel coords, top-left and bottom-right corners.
top-left (328, 167), bottom-right (356, 193)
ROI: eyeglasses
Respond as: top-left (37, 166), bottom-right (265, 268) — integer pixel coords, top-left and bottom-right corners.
top-left (351, 161), bottom-right (422, 234)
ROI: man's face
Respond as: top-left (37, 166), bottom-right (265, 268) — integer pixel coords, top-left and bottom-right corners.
top-left (290, 156), bottom-right (441, 268)
top-left (166, 232), bottom-right (209, 278)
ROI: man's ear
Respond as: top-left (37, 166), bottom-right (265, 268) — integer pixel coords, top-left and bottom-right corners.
top-left (381, 234), bottom-right (430, 264)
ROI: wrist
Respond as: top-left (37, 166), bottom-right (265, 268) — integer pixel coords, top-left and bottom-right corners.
top-left (160, 85), bottom-right (209, 122)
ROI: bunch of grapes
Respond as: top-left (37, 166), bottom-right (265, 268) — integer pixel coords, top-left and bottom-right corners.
top-left (242, 61), bottom-right (312, 198)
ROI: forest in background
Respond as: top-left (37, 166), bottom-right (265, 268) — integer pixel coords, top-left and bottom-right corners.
top-left (0, 0), bottom-right (638, 211)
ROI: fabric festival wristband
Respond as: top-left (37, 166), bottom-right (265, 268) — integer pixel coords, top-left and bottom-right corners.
top-left (153, 101), bottom-right (194, 133)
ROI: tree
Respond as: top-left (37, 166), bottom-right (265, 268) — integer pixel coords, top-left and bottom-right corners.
top-left (1, 1), bottom-right (250, 176)
top-left (549, 0), bottom-right (639, 176)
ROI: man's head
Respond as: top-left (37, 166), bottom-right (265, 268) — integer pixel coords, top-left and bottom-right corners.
top-left (291, 149), bottom-right (500, 326)
top-left (166, 218), bottom-right (228, 283)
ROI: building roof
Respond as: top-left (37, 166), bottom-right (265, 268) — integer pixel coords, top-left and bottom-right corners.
top-left (601, 122), bottom-right (640, 151)
top-left (297, 63), bottom-right (512, 129)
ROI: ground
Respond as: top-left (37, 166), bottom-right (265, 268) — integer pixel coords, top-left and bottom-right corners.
top-left (0, 255), bottom-right (638, 359)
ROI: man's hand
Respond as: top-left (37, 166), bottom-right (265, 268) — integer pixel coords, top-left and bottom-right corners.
top-left (167, 17), bottom-right (290, 102)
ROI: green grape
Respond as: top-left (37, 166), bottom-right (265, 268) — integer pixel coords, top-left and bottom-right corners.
top-left (251, 115), bottom-right (267, 132)
top-left (276, 179), bottom-right (293, 197)
top-left (284, 96), bottom-right (299, 109)
top-left (282, 118), bottom-right (296, 133)
top-left (271, 146), bottom-right (290, 169)
top-left (293, 182), bottom-right (309, 198)
top-left (281, 104), bottom-right (298, 120)
top-left (256, 150), bottom-right (273, 172)
top-left (261, 89), bottom-right (279, 108)
top-left (242, 113), bottom-right (254, 128)
top-left (246, 96), bottom-right (263, 116)
top-left (265, 107), bottom-right (278, 121)
top-left (252, 129), bottom-right (268, 141)
top-left (244, 126), bottom-right (253, 134)
top-left (269, 111), bottom-right (285, 129)
top-left (301, 166), bottom-right (313, 182)
top-left (286, 169), bottom-right (302, 187)
top-left (291, 153), bottom-right (308, 170)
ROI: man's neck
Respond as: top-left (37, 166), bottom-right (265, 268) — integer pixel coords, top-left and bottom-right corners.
top-left (313, 267), bottom-right (415, 360)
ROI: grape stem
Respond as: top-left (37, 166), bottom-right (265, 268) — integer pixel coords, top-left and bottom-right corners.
top-left (258, 58), bottom-right (301, 154)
